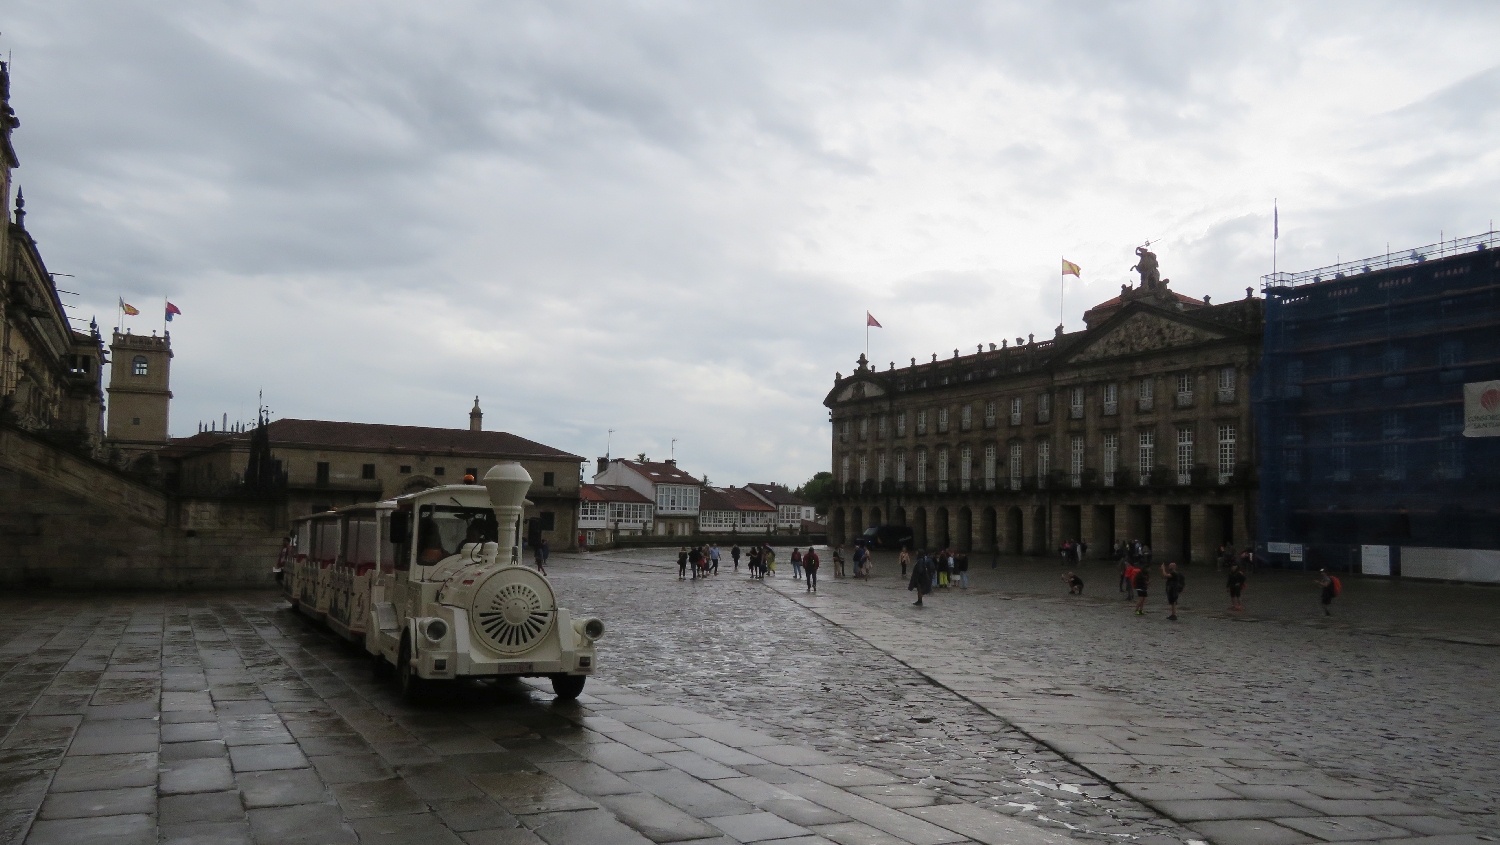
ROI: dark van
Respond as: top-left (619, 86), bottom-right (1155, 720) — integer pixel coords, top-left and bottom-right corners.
top-left (861, 525), bottom-right (915, 550)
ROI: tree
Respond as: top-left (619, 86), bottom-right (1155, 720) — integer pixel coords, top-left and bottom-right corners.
top-left (796, 471), bottom-right (836, 516)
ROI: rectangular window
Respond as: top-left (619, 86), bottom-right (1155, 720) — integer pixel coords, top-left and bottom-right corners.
top-left (917, 411), bottom-right (928, 435)
top-left (937, 449), bottom-right (949, 492)
top-left (984, 401), bottom-right (996, 428)
top-left (316, 462), bottom-right (330, 486)
top-left (840, 421), bottom-right (850, 442)
top-left (1217, 424), bottom-right (1236, 484)
top-left (1217, 367), bottom-right (1236, 402)
top-left (878, 416), bottom-right (887, 439)
top-left (539, 512), bottom-right (555, 531)
top-left (1176, 373), bottom-right (1194, 408)
top-left (840, 455), bottom-right (850, 485)
top-left (1010, 397), bottom-right (1022, 426)
top-left (877, 452), bottom-right (887, 482)
top-left (959, 445), bottom-right (972, 491)
top-left (1176, 427), bottom-right (1194, 485)
top-left (1139, 377), bottom-right (1155, 411)
top-left (1009, 442), bottom-right (1023, 490)
top-left (1036, 441), bottom-right (1050, 487)
top-left (1138, 431), bottom-right (1155, 485)
top-left (937, 408), bottom-right (949, 433)
top-left (1103, 383), bottom-right (1118, 416)
top-left (859, 454), bottom-right (868, 485)
top-left (859, 417), bottom-right (869, 440)
top-left (1070, 435), bottom-right (1084, 488)
top-left (960, 405), bottom-right (972, 431)
top-left (896, 450), bottom-right (907, 484)
top-left (916, 450), bottom-right (927, 492)
top-left (1036, 393), bottom-right (1051, 423)
top-left (465, 467), bottom-right (478, 479)
top-left (434, 466), bottom-right (445, 476)
top-left (1283, 448), bottom-right (1302, 483)
top-left (984, 444), bottom-right (996, 490)
top-left (1069, 387), bottom-right (1084, 419)
top-left (399, 465), bottom-right (412, 474)
top-left (897, 412), bottom-right (907, 437)
top-left (542, 471), bottom-right (555, 487)
top-left (361, 463), bottom-right (376, 480)
top-left (1103, 433), bottom-right (1119, 487)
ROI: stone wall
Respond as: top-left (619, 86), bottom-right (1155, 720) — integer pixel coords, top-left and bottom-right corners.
top-left (0, 425), bottom-right (283, 590)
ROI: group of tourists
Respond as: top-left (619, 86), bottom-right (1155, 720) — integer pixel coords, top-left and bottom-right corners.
top-left (676, 543), bottom-right (824, 590)
top-left (676, 544), bottom-right (721, 579)
top-left (903, 547), bottom-right (970, 605)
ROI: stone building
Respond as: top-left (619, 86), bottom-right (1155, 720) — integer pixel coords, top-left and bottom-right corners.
top-left (0, 61), bottom-right (107, 450)
top-left (105, 330), bottom-right (172, 456)
top-left (824, 264), bottom-right (1263, 564)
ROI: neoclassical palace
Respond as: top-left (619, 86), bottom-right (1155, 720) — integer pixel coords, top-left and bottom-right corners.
top-left (824, 271), bottom-right (1263, 564)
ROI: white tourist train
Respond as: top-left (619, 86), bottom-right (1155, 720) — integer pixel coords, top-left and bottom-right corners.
top-left (275, 463), bottom-right (603, 700)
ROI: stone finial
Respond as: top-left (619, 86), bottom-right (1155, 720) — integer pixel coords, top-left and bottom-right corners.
top-left (952, 349), bottom-right (959, 359)
top-left (13, 187), bottom-right (24, 228)
top-left (1028, 333), bottom-right (1034, 344)
top-left (931, 353), bottom-right (937, 363)
top-left (910, 358), bottom-right (916, 366)
top-left (989, 343), bottom-right (996, 351)
top-left (1055, 324), bottom-right (1064, 338)
top-left (836, 371), bottom-right (842, 380)
top-left (1204, 295), bottom-right (1211, 305)
top-left (1016, 337), bottom-right (1023, 346)
top-left (1002, 339), bottom-right (1008, 348)
top-left (470, 396), bottom-right (483, 431)
top-left (1246, 286), bottom-right (1253, 299)
top-left (856, 353), bottom-right (869, 371)
top-left (889, 362), bottom-right (895, 370)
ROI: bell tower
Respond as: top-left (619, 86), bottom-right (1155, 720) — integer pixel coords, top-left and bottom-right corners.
top-left (106, 330), bottom-right (173, 450)
top-left (470, 396), bottom-right (483, 431)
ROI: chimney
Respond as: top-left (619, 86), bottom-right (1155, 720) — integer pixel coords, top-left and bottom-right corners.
top-left (596, 457), bottom-right (608, 476)
top-left (469, 396), bottom-right (482, 431)
top-left (665, 459), bottom-right (676, 466)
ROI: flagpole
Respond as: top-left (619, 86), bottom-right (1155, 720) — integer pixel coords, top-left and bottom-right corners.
top-left (1059, 256), bottom-right (1064, 331)
top-left (1273, 198), bottom-right (1278, 277)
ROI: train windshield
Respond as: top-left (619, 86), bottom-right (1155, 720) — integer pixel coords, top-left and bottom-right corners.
top-left (416, 505), bottom-right (498, 565)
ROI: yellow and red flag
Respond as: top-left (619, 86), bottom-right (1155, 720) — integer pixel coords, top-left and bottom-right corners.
top-left (1062, 259), bottom-right (1082, 277)
top-left (119, 297), bottom-right (140, 316)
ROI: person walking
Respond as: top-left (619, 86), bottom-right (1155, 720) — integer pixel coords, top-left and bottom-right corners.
top-left (677, 547), bottom-right (688, 580)
top-left (1161, 562), bottom-right (1185, 621)
top-left (791, 547), bottom-right (804, 580)
top-left (853, 544), bottom-right (869, 579)
top-left (1315, 569), bottom-right (1341, 616)
top-left (764, 545), bottom-right (777, 577)
top-left (909, 553), bottom-right (933, 606)
top-left (804, 547), bottom-right (820, 592)
top-left (1132, 564), bottom-right (1150, 615)
top-left (1226, 564), bottom-right (1246, 611)
top-left (731, 543), bottom-right (741, 572)
top-left (937, 550), bottom-right (950, 589)
top-left (833, 545), bottom-right (846, 578)
top-left (956, 551), bottom-right (969, 589)
top-left (1122, 559), bottom-right (1139, 601)
top-left (898, 547), bottom-right (911, 578)
top-left (537, 539), bottom-right (550, 576)
top-left (688, 546), bottom-right (702, 580)
top-left (709, 544), bottom-right (720, 575)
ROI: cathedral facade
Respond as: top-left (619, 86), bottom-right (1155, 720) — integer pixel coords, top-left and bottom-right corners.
top-left (824, 267), bottom-right (1263, 565)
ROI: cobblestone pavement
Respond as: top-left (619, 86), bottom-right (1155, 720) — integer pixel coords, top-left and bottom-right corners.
top-left (0, 550), bottom-right (1493, 845)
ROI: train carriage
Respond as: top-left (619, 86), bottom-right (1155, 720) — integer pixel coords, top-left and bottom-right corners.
top-left (274, 462), bottom-right (602, 701)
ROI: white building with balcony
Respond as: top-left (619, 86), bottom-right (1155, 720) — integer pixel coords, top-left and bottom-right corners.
top-left (743, 483), bottom-right (817, 532)
top-left (578, 484), bottom-right (655, 546)
top-left (593, 457), bottom-right (704, 537)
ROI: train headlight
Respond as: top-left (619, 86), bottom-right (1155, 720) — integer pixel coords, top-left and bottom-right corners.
top-left (423, 618), bottom-right (449, 643)
top-left (573, 617), bottom-right (605, 641)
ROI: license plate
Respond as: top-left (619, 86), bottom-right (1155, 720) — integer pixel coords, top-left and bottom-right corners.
top-left (494, 663), bottom-right (533, 675)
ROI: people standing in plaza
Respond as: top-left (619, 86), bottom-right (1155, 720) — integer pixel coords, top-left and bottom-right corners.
top-left (688, 546), bottom-right (702, 580)
top-left (804, 547), bottom-right (820, 592)
top-left (1226, 564), bottom-right (1246, 611)
top-left (1132, 563), bottom-right (1150, 615)
top-left (833, 545), bottom-right (845, 578)
top-left (731, 543), bottom-right (741, 572)
top-left (956, 551), bottom-right (969, 589)
top-left (853, 543), bottom-right (869, 579)
top-left (578, 531), bottom-right (588, 554)
top-left (677, 547), bottom-right (689, 580)
top-left (709, 544), bottom-right (720, 575)
top-left (1122, 559), bottom-right (1139, 601)
top-left (537, 539), bottom-right (550, 576)
top-left (937, 549), bottom-right (950, 589)
top-left (898, 546), bottom-right (910, 578)
top-left (746, 545), bottom-right (760, 579)
top-left (909, 552), bottom-right (933, 606)
top-left (1063, 571), bottom-right (1084, 595)
top-left (1161, 561), bottom-right (1184, 621)
top-left (764, 544), bottom-right (777, 577)
top-left (1316, 569), bottom-right (1341, 616)
top-left (791, 547), bottom-right (804, 580)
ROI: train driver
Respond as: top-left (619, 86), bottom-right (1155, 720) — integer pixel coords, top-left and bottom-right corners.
top-left (417, 517), bottom-right (448, 565)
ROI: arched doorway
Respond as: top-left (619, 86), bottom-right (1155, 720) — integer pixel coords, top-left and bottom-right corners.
top-left (1006, 507), bottom-right (1023, 555)
top-left (957, 507), bottom-right (973, 552)
top-left (935, 507), bottom-right (950, 549)
top-left (869, 506), bottom-right (882, 528)
top-left (831, 508), bottom-right (846, 545)
top-left (893, 506), bottom-right (907, 527)
top-left (1032, 507), bottom-right (1048, 555)
top-left (914, 507), bottom-right (928, 549)
top-left (981, 507), bottom-right (997, 552)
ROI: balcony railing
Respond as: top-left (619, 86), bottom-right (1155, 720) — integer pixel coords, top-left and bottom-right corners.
top-left (1217, 389), bottom-right (1235, 404)
top-left (1069, 406), bottom-right (1083, 420)
top-left (1103, 472), bottom-right (1115, 487)
top-left (1070, 473), bottom-right (1082, 488)
top-left (1103, 401), bottom-right (1118, 416)
top-left (1009, 412), bottom-right (1022, 425)
top-left (1176, 392), bottom-right (1193, 408)
top-left (1009, 477), bottom-right (1022, 491)
top-left (1138, 396), bottom-right (1154, 411)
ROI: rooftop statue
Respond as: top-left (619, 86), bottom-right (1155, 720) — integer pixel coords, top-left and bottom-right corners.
top-left (1132, 244), bottom-right (1161, 289)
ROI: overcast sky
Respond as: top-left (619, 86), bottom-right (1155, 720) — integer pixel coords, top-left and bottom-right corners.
top-left (6, 2), bottom-right (1499, 487)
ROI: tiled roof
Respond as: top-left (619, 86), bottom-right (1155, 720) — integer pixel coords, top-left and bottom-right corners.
top-left (613, 459), bottom-right (703, 486)
top-left (165, 419), bottom-right (581, 462)
top-left (580, 484), bottom-right (653, 504)
top-left (701, 487), bottom-right (777, 513)
top-left (743, 483), bottom-right (811, 507)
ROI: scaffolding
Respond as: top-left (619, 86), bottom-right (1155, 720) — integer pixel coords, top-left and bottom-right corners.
top-left (1256, 233), bottom-right (1500, 573)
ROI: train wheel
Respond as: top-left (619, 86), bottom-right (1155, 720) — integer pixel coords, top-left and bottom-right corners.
top-left (370, 650), bottom-right (391, 678)
top-left (397, 637), bottom-right (428, 702)
top-left (550, 674), bottom-right (586, 701)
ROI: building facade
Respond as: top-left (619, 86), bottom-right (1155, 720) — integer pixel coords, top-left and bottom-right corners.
top-left (698, 486), bottom-right (778, 533)
top-left (1258, 231), bottom-right (1500, 581)
top-left (578, 483), bottom-right (655, 546)
top-left (105, 331), bottom-right (172, 455)
top-left (593, 458), bottom-right (704, 536)
top-left (825, 268), bottom-right (1262, 564)
top-left (743, 483), bottom-right (817, 531)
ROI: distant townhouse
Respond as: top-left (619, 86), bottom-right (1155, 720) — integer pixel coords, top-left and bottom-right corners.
top-left (743, 483), bottom-right (818, 532)
top-left (577, 483), bottom-right (655, 546)
top-left (699, 487), bottom-right (778, 534)
top-left (593, 457), bottom-right (704, 536)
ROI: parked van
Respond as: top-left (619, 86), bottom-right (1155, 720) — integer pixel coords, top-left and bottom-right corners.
top-left (861, 525), bottom-right (915, 550)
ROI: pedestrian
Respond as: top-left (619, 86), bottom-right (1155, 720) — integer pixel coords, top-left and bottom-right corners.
top-left (578, 531), bottom-right (588, 554)
top-left (688, 546), bottom-right (702, 580)
top-left (747, 545), bottom-right (760, 579)
top-left (833, 545), bottom-right (846, 578)
top-left (956, 551), bottom-right (969, 589)
top-left (537, 539), bottom-right (550, 576)
top-left (898, 546), bottom-right (910, 578)
top-left (1132, 564), bottom-right (1150, 615)
top-left (1063, 571), bottom-right (1084, 595)
top-left (909, 553), bottom-right (933, 606)
top-left (937, 550), bottom-right (950, 589)
top-left (791, 547), bottom-right (804, 580)
top-left (731, 543), bottom-right (741, 572)
top-left (1315, 569), bottom-right (1341, 616)
top-left (1122, 559), bottom-right (1139, 600)
top-left (804, 547), bottom-right (820, 592)
top-left (1226, 564), bottom-right (1246, 611)
top-left (1161, 561), bottom-right (1184, 621)
top-left (765, 545), bottom-right (777, 577)
top-left (677, 547), bottom-right (689, 580)
top-left (1079, 540), bottom-right (1088, 561)
top-left (853, 544), bottom-right (869, 579)
top-left (709, 544), bottom-right (720, 576)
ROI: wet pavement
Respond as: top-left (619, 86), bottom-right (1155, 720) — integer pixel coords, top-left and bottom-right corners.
top-left (0, 550), bottom-right (1493, 845)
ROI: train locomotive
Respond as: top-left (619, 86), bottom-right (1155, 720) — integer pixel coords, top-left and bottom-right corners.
top-left (275, 462), bottom-right (603, 700)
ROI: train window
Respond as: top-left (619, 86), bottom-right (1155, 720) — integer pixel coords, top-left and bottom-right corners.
top-left (415, 505), bottom-right (498, 565)
top-left (342, 521), bottom-right (357, 569)
top-left (352, 519), bottom-right (378, 573)
top-left (386, 514), bottom-right (411, 573)
top-left (295, 525), bottom-right (309, 556)
top-left (318, 521), bottom-right (340, 565)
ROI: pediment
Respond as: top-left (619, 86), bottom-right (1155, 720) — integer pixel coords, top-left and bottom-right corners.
top-left (832, 379), bottom-right (887, 403)
top-left (1069, 311), bottom-right (1227, 363)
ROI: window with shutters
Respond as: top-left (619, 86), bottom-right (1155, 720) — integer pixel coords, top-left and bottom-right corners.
top-left (877, 451), bottom-right (887, 482)
top-left (840, 455), bottom-right (850, 485)
top-left (1103, 433), bottom-right (1118, 487)
top-left (1010, 397), bottom-right (1022, 425)
top-left (937, 449), bottom-right (949, 492)
top-left (984, 401), bottom-right (996, 428)
top-left (1176, 373), bottom-right (1194, 408)
top-left (916, 449), bottom-right (928, 491)
top-left (1036, 441), bottom-right (1050, 487)
top-left (1069, 387), bottom-right (1084, 419)
top-left (1138, 431), bottom-right (1155, 485)
top-left (840, 421), bottom-right (850, 442)
top-left (859, 454), bottom-right (868, 485)
top-left (1138, 377), bottom-right (1155, 411)
top-left (1036, 393), bottom-right (1051, 423)
top-left (896, 450), bottom-right (907, 484)
top-left (917, 410), bottom-right (928, 435)
top-left (1103, 382), bottom-right (1118, 416)
top-left (1070, 435), bottom-right (1084, 488)
top-left (1217, 367), bottom-right (1236, 403)
top-left (959, 445), bottom-right (972, 491)
top-left (878, 416), bottom-right (887, 439)
top-left (937, 408), bottom-right (949, 433)
top-left (859, 417), bottom-right (869, 440)
top-left (960, 405), bottom-right (972, 431)
top-left (1176, 427), bottom-right (1194, 485)
top-left (896, 412), bottom-right (907, 437)
top-left (1009, 442), bottom-right (1023, 490)
top-left (984, 444), bottom-right (996, 490)
top-left (1217, 424), bottom-right (1236, 484)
